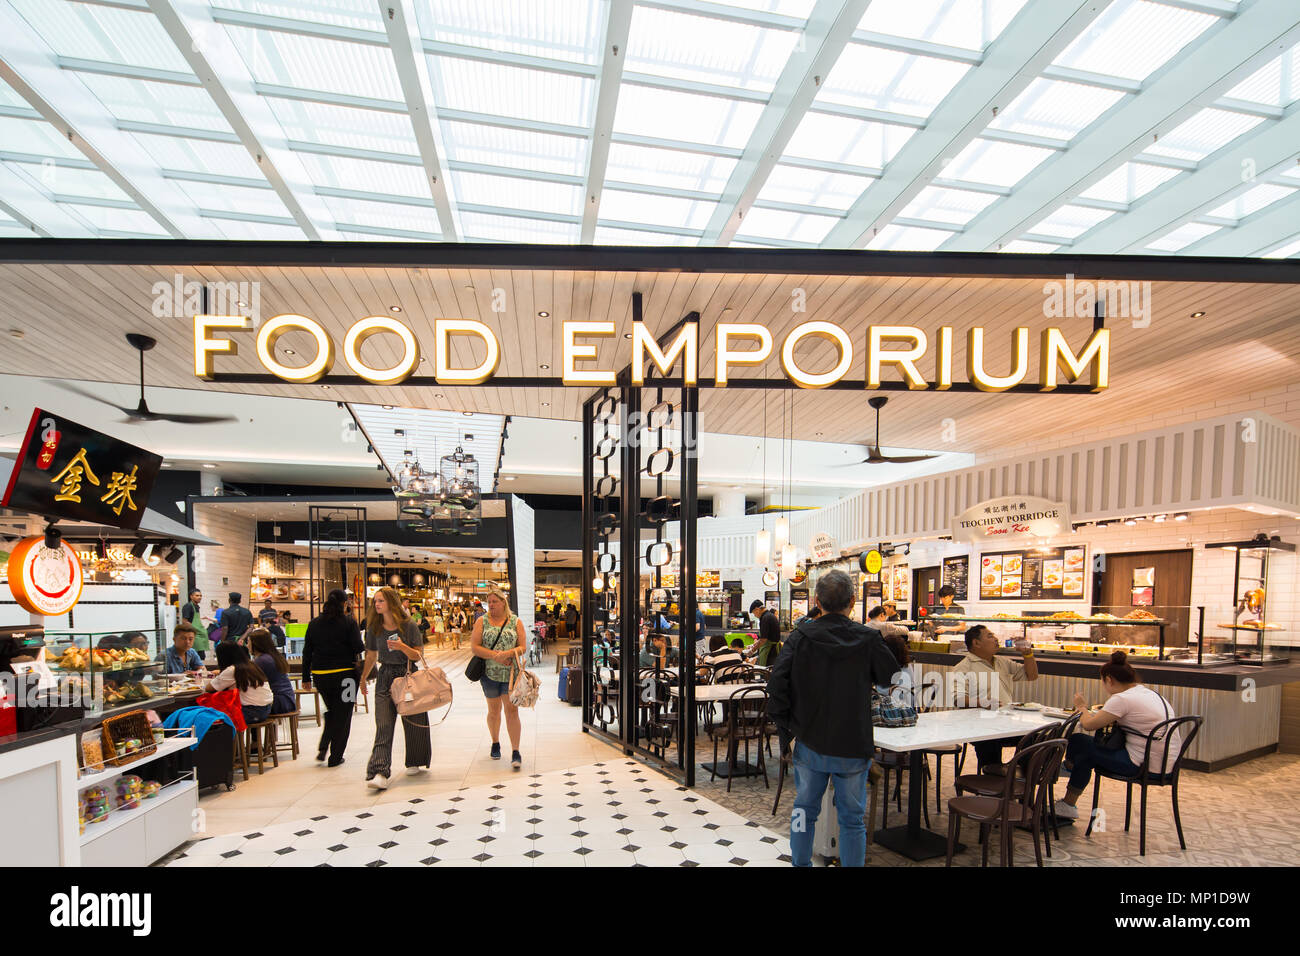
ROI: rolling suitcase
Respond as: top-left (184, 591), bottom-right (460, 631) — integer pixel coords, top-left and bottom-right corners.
top-left (565, 666), bottom-right (583, 705)
top-left (192, 721), bottom-right (236, 791)
top-left (557, 666), bottom-right (570, 701)
top-left (812, 780), bottom-right (840, 864)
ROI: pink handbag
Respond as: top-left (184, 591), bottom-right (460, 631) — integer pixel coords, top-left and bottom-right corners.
top-left (391, 660), bottom-right (453, 725)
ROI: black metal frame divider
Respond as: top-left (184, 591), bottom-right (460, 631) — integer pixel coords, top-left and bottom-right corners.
top-left (580, 296), bottom-right (699, 786)
top-left (307, 506), bottom-right (367, 621)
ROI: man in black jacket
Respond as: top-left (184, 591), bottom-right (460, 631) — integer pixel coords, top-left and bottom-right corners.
top-left (221, 592), bottom-right (254, 643)
top-left (767, 569), bottom-right (902, 867)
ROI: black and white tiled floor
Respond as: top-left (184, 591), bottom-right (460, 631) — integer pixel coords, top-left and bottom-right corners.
top-left (165, 760), bottom-right (792, 867)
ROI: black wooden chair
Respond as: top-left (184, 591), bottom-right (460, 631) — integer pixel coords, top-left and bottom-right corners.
top-left (946, 738), bottom-right (1066, 868)
top-left (1083, 714), bottom-right (1203, 856)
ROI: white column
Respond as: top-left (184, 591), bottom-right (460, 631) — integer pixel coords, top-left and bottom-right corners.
top-left (713, 488), bottom-right (746, 518)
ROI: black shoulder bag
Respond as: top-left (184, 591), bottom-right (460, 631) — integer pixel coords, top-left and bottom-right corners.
top-left (464, 618), bottom-right (506, 682)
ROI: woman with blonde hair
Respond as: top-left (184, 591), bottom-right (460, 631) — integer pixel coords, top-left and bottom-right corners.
top-left (470, 586), bottom-right (527, 770)
top-left (359, 586), bottom-right (430, 790)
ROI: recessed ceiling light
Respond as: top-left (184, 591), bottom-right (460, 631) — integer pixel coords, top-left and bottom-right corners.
top-left (435, 393), bottom-right (444, 399)
top-left (382, 404), bottom-right (394, 410)
top-left (390, 305), bottom-right (402, 313)
top-left (503, 476), bottom-right (516, 481)
top-left (539, 364), bottom-right (549, 370)
top-left (541, 402), bottom-right (549, 407)
top-left (730, 485), bottom-right (741, 490)
top-left (537, 311), bottom-right (549, 317)
top-left (202, 463), bottom-right (216, 469)
top-left (161, 462), bottom-right (172, 468)
top-left (1190, 311), bottom-right (1205, 318)
top-left (284, 348), bottom-right (296, 355)
top-left (623, 333), bottom-right (632, 339)
top-left (320, 384), bottom-right (330, 389)
top-left (462, 411), bottom-right (473, 417)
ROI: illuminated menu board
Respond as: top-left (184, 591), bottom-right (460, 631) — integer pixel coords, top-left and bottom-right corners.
top-left (979, 546), bottom-right (1086, 600)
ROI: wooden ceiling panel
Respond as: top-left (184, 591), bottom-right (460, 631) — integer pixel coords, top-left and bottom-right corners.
top-left (1, 261), bottom-right (1297, 462)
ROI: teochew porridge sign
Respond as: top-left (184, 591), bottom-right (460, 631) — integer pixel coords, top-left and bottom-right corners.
top-left (192, 315), bottom-right (1110, 392)
top-left (953, 496), bottom-right (1072, 546)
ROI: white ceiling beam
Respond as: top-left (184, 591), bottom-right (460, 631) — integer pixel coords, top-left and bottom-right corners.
top-left (0, 3), bottom-right (218, 239)
top-left (0, 164), bottom-right (94, 237)
top-left (580, 0), bottom-right (633, 243)
top-left (849, 31), bottom-right (984, 65)
top-left (1181, 189), bottom-right (1300, 255)
top-left (116, 119), bottom-right (240, 143)
top-left (254, 82), bottom-right (407, 113)
top-left (146, 0), bottom-right (343, 240)
top-left (636, 0), bottom-right (804, 32)
top-left (380, 0), bottom-right (460, 242)
top-left (702, 0), bottom-right (872, 246)
top-left (1152, 0), bottom-right (1240, 16)
top-left (820, 0), bottom-right (1104, 249)
top-left (808, 101), bottom-right (927, 129)
top-left (1070, 106), bottom-right (1300, 252)
top-left (947, 0), bottom-right (1300, 251)
top-left (56, 57), bottom-right (198, 85)
top-left (209, 7), bottom-right (387, 46)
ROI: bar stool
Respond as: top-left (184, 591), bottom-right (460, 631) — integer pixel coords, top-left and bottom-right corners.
top-left (244, 719), bottom-right (280, 774)
top-left (232, 730), bottom-right (251, 782)
top-left (294, 679), bottom-right (323, 726)
top-left (272, 710), bottom-right (301, 760)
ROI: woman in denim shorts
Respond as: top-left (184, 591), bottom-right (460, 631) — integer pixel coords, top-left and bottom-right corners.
top-left (470, 587), bottom-right (526, 769)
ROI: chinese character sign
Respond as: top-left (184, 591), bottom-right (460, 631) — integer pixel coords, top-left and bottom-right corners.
top-left (2, 409), bottom-right (162, 530)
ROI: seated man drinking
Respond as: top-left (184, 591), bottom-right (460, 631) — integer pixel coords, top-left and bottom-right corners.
top-left (951, 624), bottom-right (1039, 771)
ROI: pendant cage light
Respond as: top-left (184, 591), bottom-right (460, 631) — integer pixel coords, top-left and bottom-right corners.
top-left (440, 446), bottom-right (481, 511)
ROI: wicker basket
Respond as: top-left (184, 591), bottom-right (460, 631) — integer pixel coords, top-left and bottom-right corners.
top-left (100, 710), bottom-right (157, 767)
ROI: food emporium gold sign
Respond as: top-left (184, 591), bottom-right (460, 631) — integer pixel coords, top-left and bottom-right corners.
top-left (193, 315), bottom-right (1108, 392)
top-left (954, 496), bottom-right (1071, 545)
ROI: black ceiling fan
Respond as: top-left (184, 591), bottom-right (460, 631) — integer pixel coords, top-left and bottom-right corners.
top-left (58, 333), bottom-right (237, 425)
top-left (837, 396), bottom-right (939, 466)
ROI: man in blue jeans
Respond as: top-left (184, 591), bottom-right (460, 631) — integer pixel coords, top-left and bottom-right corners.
top-left (767, 569), bottom-right (903, 867)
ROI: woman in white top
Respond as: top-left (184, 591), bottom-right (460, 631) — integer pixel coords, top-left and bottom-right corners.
top-left (204, 641), bottom-right (274, 725)
top-left (1053, 650), bottom-right (1181, 820)
top-left (432, 613), bottom-right (447, 649)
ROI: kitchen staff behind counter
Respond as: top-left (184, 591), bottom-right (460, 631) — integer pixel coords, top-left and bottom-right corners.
top-left (933, 585), bottom-right (966, 636)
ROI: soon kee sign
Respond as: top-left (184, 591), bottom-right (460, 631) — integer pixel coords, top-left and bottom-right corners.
top-left (954, 495), bottom-right (1070, 545)
top-left (193, 315), bottom-right (1109, 392)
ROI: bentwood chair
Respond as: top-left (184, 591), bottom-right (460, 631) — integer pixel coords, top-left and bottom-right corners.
top-left (946, 739), bottom-right (1066, 868)
top-left (1084, 715), bottom-right (1203, 856)
top-left (710, 687), bottom-right (769, 792)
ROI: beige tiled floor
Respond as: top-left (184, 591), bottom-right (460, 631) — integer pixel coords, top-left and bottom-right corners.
top-left (191, 645), bottom-right (1300, 866)
top-left (193, 645), bottom-right (609, 839)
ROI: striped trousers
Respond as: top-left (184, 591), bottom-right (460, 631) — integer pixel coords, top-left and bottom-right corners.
top-left (366, 666), bottom-right (433, 778)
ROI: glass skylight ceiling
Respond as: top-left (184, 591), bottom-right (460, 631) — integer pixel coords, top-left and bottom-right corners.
top-left (0, 0), bottom-right (1293, 258)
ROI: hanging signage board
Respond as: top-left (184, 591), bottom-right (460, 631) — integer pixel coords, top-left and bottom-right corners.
top-left (1, 409), bottom-right (163, 531)
top-left (810, 533), bottom-right (836, 562)
top-left (953, 496), bottom-right (1070, 546)
top-left (979, 546), bottom-right (1087, 600)
top-left (942, 556), bottom-right (969, 602)
top-left (7, 536), bottom-right (84, 615)
top-left (860, 549), bottom-right (883, 576)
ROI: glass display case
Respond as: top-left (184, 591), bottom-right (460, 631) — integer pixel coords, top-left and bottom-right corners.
top-left (1203, 535), bottom-right (1295, 665)
top-left (42, 628), bottom-right (171, 713)
top-left (921, 607), bottom-right (1211, 663)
